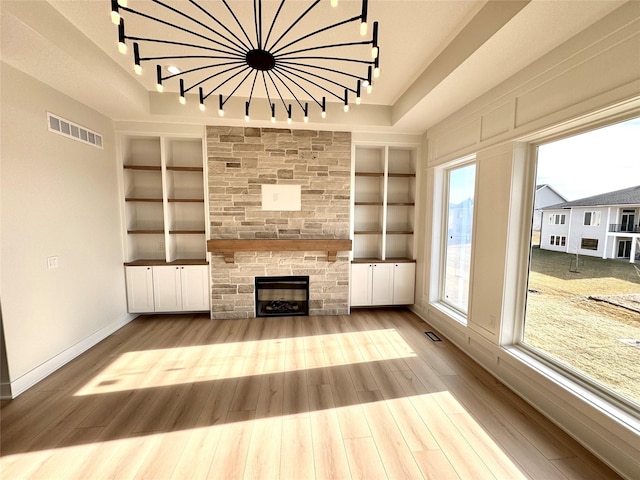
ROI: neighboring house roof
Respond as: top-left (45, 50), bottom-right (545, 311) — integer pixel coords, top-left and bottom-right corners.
top-left (535, 184), bottom-right (567, 203)
top-left (544, 185), bottom-right (640, 209)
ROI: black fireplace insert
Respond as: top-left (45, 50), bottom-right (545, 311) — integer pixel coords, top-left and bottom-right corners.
top-left (255, 275), bottom-right (309, 317)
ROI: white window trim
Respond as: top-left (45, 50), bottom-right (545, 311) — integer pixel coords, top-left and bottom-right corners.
top-left (432, 155), bottom-right (477, 321)
top-left (504, 107), bottom-right (640, 425)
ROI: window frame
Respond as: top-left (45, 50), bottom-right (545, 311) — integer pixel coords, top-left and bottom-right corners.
top-left (505, 111), bottom-right (640, 423)
top-left (431, 155), bottom-right (477, 324)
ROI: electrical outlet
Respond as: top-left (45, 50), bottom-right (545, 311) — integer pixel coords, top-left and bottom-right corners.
top-left (47, 256), bottom-right (59, 269)
top-left (158, 241), bottom-right (165, 251)
top-left (489, 314), bottom-right (496, 328)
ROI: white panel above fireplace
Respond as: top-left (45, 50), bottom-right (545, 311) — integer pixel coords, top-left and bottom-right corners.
top-left (261, 184), bottom-right (301, 211)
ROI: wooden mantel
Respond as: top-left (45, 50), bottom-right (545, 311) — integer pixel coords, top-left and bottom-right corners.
top-left (207, 239), bottom-right (352, 264)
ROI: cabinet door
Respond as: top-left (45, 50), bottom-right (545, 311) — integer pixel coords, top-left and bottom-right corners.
top-left (350, 263), bottom-right (373, 306)
top-left (371, 263), bottom-right (394, 305)
top-left (180, 265), bottom-right (210, 311)
top-left (393, 263), bottom-right (415, 305)
top-left (152, 266), bottom-right (182, 312)
top-left (125, 266), bottom-right (155, 313)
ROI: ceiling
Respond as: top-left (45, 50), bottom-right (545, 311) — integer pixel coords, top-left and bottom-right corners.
top-left (0, 0), bottom-right (626, 133)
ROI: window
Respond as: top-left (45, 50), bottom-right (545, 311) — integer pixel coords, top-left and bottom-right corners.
top-left (580, 238), bottom-right (598, 250)
top-left (442, 163), bottom-right (476, 316)
top-left (549, 214), bottom-right (566, 225)
top-left (583, 211), bottom-right (600, 226)
top-left (523, 117), bottom-right (640, 411)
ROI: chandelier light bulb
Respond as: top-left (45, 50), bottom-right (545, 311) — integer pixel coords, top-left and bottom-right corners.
top-left (360, 22), bottom-right (367, 36)
top-left (117, 0), bottom-right (128, 7)
top-left (374, 67), bottom-right (380, 78)
top-left (330, 0), bottom-right (338, 7)
top-left (118, 42), bottom-right (127, 54)
top-left (110, 0), bottom-right (120, 25)
top-left (321, 111), bottom-right (327, 119)
top-left (371, 46), bottom-right (378, 59)
top-left (287, 117), bottom-right (292, 125)
top-left (343, 104), bottom-right (350, 112)
top-left (134, 64), bottom-right (142, 75)
top-left (179, 96), bottom-right (186, 105)
top-left (367, 84), bottom-right (373, 94)
top-left (218, 109), bottom-right (224, 117)
top-left (199, 103), bottom-right (206, 112)
top-left (271, 116), bottom-right (276, 123)
top-left (156, 84), bottom-right (164, 93)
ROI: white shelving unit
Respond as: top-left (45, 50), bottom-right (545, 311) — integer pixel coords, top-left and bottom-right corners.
top-left (119, 133), bottom-right (209, 313)
top-left (350, 144), bottom-right (418, 307)
top-left (352, 145), bottom-right (417, 261)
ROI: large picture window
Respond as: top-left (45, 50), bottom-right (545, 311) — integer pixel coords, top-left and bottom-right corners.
top-left (523, 117), bottom-right (640, 409)
top-left (442, 163), bottom-right (476, 316)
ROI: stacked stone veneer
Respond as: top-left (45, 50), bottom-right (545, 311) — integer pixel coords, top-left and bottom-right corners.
top-left (207, 126), bottom-right (351, 319)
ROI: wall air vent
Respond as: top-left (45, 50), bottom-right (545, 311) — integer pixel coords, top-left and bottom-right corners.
top-left (47, 112), bottom-right (103, 149)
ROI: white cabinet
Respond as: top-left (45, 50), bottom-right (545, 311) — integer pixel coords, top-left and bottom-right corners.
top-left (125, 266), bottom-right (155, 313)
top-left (180, 265), bottom-right (210, 311)
top-left (392, 262), bottom-right (416, 305)
top-left (350, 262), bottom-right (415, 307)
top-left (125, 265), bottom-right (209, 313)
top-left (153, 265), bottom-right (183, 312)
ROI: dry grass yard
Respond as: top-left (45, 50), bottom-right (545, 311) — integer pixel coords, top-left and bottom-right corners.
top-left (525, 247), bottom-right (640, 406)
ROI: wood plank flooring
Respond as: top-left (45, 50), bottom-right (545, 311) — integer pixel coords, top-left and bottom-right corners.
top-left (0, 309), bottom-right (623, 479)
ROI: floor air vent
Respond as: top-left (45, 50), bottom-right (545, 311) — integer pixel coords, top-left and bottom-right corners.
top-left (424, 331), bottom-right (442, 342)
top-left (47, 112), bottom-right (103, 149)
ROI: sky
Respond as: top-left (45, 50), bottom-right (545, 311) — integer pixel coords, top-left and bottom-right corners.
top-left (536, 117), bottom-right (640, 201)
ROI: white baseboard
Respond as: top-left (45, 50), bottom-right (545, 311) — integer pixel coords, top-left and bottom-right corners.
top-left (5, 314), bottom-right (135, 399)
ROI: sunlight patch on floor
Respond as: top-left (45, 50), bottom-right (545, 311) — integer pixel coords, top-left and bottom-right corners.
top-left (74, 329), bottom-right (417, 396)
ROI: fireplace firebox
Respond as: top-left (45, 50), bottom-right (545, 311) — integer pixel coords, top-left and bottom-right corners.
top-left (255, 276), bottom-right (309, 317)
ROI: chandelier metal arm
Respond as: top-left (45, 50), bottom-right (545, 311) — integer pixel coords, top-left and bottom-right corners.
top-left (262, 0), bottom-right (286, 52)
top-left (247, 69), bottom-right (259, 106)
top-left (120, 5), bottom-right (244, 57)
top-left (276, 63), bottom-right (356, 94)
top-left (188, 0), bottom-right (253, 52)
top-left (207, 66), bottom-right (253, 102)
top-left (270, 15), bottom-right (361, 56)
top-left (277, 60), bottom-right (369, 83)
top-left (171, 62), bottom-right (247, 89)
top-left (274, 65), bottom-right (348, 102)
top-left (270, 68), bottom-right (325, 108)
top-left (254, 0), bottom-right (262, 49)
top-left (125, 35), bottom-right (246, 59)
top-left (150, 0), bottom-right (247, 56)
top-left (220, 0), bottom-right (256, 50)
top-left (266, 0), bottom-right (321, 52)
top-left (269, 69), bottom-right (307, 111)
top-left (265, 71), bottom-right (290, 112)
top-left (261, 71), bottom-right (274, 109)
top-left (275, 40), bottom-right (373, 58)
top-left (279, 56), bottom-right (373, 65)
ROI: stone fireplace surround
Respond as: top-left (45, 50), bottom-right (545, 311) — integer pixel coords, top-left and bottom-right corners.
top-left (207, 126), bottom-right (351, 319)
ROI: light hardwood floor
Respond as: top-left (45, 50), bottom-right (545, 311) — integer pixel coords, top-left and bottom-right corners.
top-left (0, 309), bottom-right (622, 479)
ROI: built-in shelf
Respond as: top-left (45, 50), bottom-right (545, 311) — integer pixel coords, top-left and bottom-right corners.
top-left (166, 166), bottom-right (203, 172)
top-left (123, 164), bottom-right (161, 171)
top-left (353, 145), bottom-right (417, 261)
top-left (121, 135), bottom-right (206, 263)
top-left (207, 239), bottom-right (352, 264)
top-left (125, 197), bottom-right (163, 202)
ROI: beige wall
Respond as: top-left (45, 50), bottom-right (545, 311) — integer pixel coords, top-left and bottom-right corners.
top-left (415, 3), bottom-right (640, 478)
top-left (0, 63), bottom-right (130, 396)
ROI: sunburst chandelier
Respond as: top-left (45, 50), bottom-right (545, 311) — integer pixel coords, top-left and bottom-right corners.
top-left (110, 0), bottom-right (381, 123)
